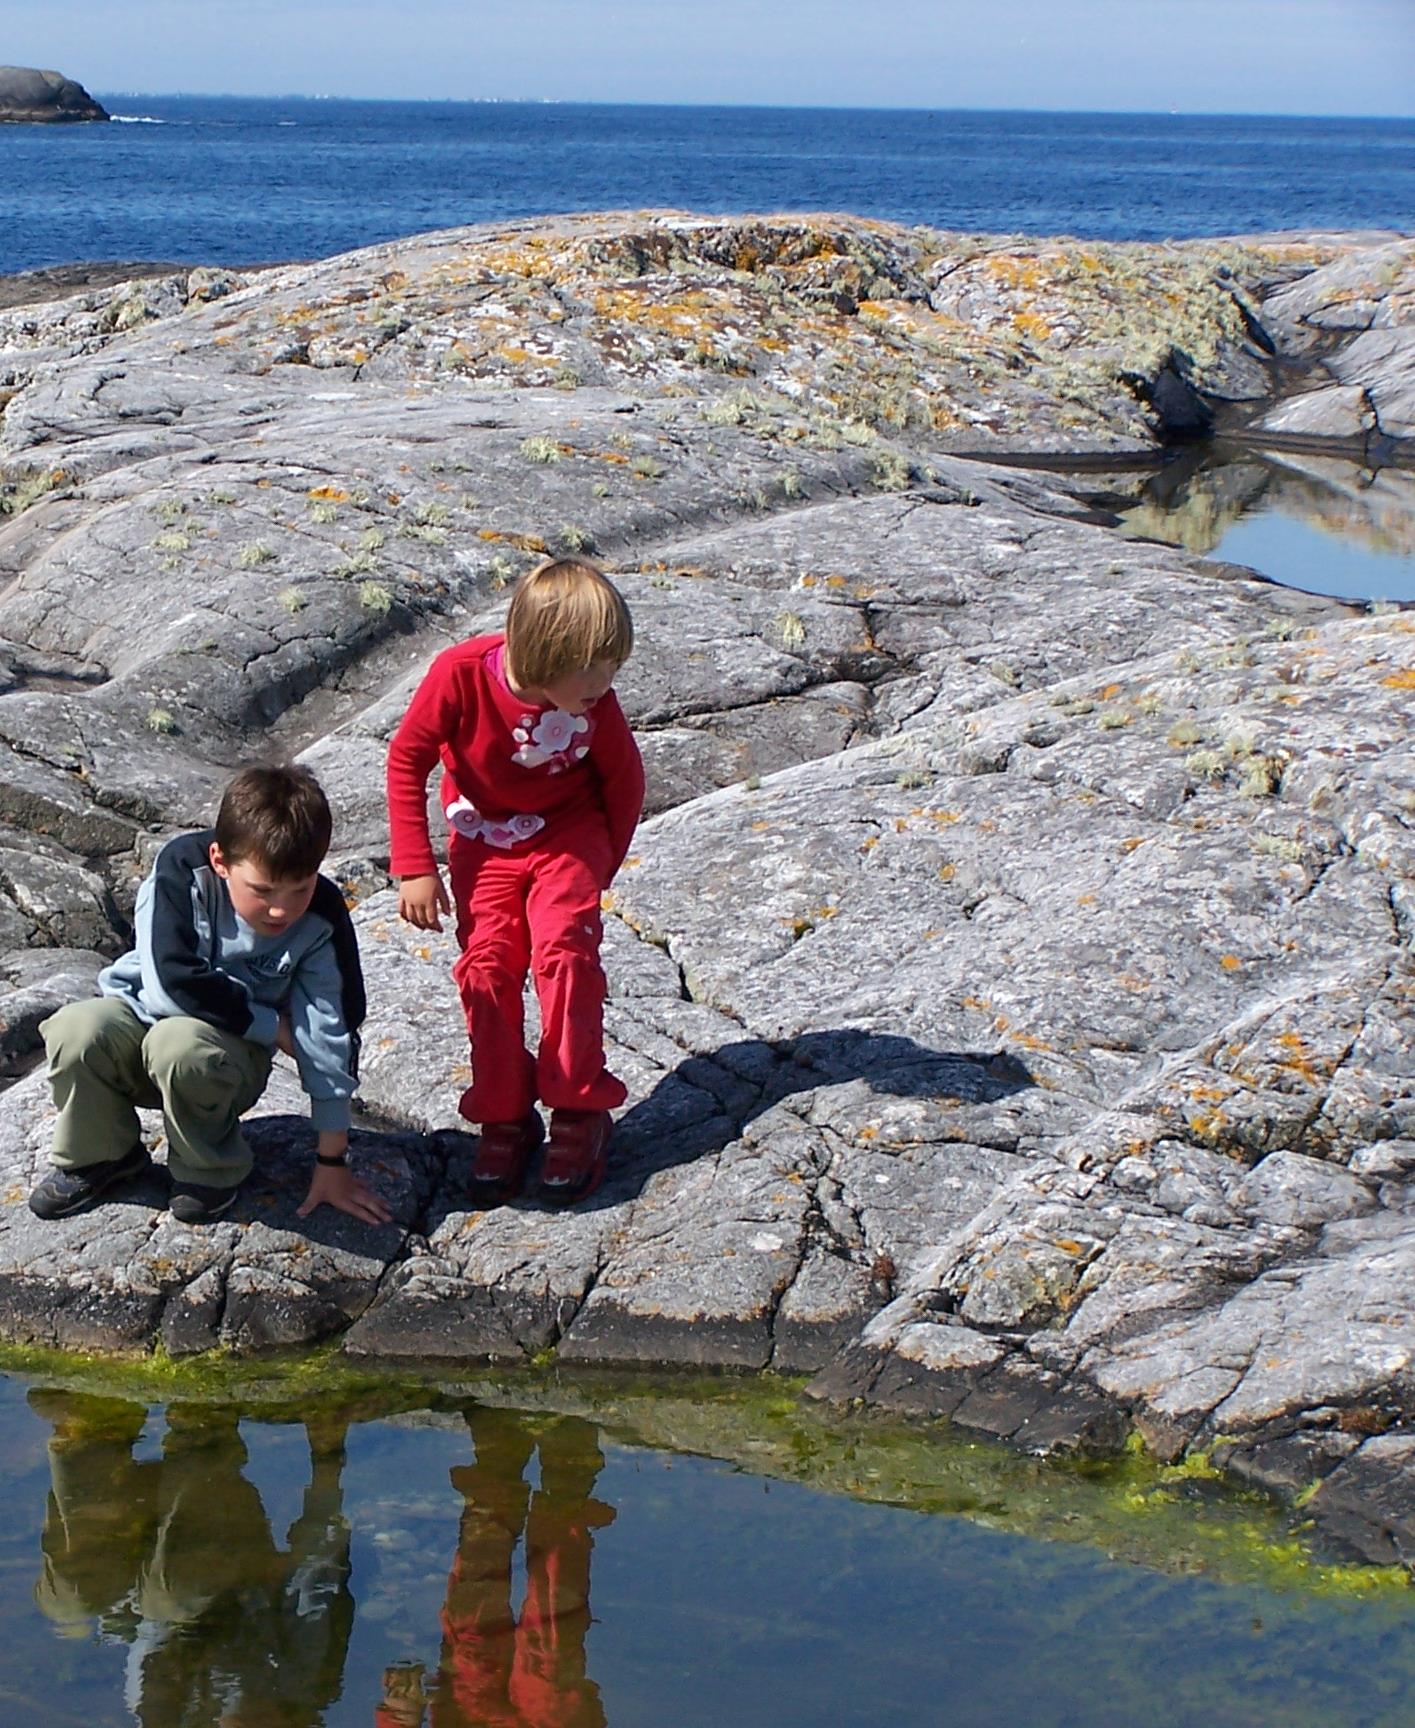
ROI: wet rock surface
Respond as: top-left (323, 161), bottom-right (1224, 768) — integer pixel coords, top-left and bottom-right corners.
top-left (0, 212), bottom-right (1411, 1562)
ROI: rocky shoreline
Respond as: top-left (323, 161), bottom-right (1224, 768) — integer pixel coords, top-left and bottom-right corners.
top-left (0, 65), bottom-right (108, 124)
top-left (0, 212), bottom-right (1410, 1567)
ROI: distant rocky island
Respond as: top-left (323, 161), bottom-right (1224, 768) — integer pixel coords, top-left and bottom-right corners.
top-left (0, 65), bottom-right (108, 124)
top-left (0, 210), bottom-right (1411, 1568)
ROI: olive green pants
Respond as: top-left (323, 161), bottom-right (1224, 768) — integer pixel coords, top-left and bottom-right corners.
top-left (41, 997), bottom-right (272, 1188)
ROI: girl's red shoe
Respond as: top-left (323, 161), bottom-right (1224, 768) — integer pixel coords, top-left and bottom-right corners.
top-left (468, 1113), bottom-right (543, 1204)
top-left (537, 1109), bottom-right (611, 1205)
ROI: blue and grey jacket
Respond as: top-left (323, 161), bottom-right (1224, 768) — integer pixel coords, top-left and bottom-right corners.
top-left (99, 830), bottom-right (366, 1132)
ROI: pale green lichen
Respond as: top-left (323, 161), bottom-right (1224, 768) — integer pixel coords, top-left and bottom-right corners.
top-left (238, 541), bottom-right (275, 568)
top-left (776, 611), bottom-right (807, 648)
top-left (1186, 748), bottom-right (1226, 780)
top-left (358, 580), bottom-right (393, 615)
top-left (520, 436), bottom-right (562, 465)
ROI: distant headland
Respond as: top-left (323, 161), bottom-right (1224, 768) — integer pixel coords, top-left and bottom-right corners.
top-left (0, 65), bottom-right (108, 123)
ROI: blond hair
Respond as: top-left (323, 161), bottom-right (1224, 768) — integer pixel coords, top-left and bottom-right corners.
top-left (504, 557), bottom-right (633, 688)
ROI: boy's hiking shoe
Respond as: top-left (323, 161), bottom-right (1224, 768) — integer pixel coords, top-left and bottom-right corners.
top-left (169, 1180), bottom-right (241, 1224)
top-left (469, 1113), bottom-right (543, 1205)
top-left (537, 1109), bottom-right (612, 1206)
top-left (27, 1143), bottom-right (152, 1220)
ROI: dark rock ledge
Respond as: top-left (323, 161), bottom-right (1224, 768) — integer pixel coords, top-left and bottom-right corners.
top-left (0, 65), bottom-right (108, 124)
top-left (0, 212), bottom-right (1411, 1568)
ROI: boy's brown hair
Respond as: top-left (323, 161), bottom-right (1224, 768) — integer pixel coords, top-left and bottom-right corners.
top-left (505, 557), bottom-right (633, 690)
top-left (214, 763), bottom-right (332, 879)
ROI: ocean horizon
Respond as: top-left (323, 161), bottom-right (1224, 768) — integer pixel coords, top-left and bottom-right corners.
top-left (4, 98), bottom-right (1412, 277)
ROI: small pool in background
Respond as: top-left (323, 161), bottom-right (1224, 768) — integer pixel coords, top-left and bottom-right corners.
top-left (2, 1361), bottom-right (1411, 1728)
top-left (1108, 448), bottom-right (1415, 605)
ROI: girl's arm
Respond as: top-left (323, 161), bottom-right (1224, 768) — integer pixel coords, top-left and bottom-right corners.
top-left (386, 650), bottom-right (465, 879)
top-left (588, 694), bottom-right (646, 881)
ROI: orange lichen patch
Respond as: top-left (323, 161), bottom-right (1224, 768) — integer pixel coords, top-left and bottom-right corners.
top-left (1190, 1083), bottom-right (1227, 1102)
top-left (1013, 310), bottom-right (1053, 342)
top-left (860, 835), bottom-right (881, 851)
top-left (1219, 954), bottom-right (1243, 971)
top-left (925, 808), bottom-right (962, 827)
top-left (938, 863), bottom-right (956, 882)
top-left (985, 254), bottom-right (1049, 293)
top-left (1011, 1031), bottom-right (1051, 1052)
top-left (1119, 837), bottom-right (1146, 855)
top-left (858, 1125), bottom-right (879, 1141)
top-left (307, 485), bottom-right (350, 502)
top-left (1189, 1109), bottom-right (1228, 1141)
top-left (812, 904), bottom-right (840, 921)
top-left (1274, 1031), bottom-right (1321, 1085)
top-left (751, 820), bottom-right (772, 832)
top-left (1380, 667), bottom-right (1415, 689)
top-left (993, 1013), bottom-right (1011, 1031)
top-left (600, 891), bottom-right (616, 912)
top-left (621, 856), bottom-right (642, 869)
top-left (1076, 893), bottom-right (1098, 906)
top-left (477, 529), bottom-right (549, 553)
top-left (1099, 682), bottom-right (1124, 700)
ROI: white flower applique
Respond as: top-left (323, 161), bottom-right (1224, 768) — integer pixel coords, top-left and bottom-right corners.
top-left (445, 798), bottom-right (545, 849)
top-left (510, 707), bottom-right (591, 773)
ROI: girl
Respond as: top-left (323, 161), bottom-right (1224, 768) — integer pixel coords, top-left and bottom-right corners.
top-left (387, 558), bottom-right (643, 1205)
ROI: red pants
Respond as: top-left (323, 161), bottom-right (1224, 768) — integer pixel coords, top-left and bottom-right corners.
top-left (449, 812), bottom-right (626, 1125)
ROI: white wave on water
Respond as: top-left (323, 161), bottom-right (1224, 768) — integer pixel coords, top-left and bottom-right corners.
top-left (110, 114), bottom-right (168, 124)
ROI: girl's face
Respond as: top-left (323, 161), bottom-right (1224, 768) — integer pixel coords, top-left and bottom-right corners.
top-left (538, 658), bottom-right (619, 716)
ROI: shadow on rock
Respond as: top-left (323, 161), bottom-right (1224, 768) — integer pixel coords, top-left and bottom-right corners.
top-left (587, 1028), bottom-right (1036, 1211)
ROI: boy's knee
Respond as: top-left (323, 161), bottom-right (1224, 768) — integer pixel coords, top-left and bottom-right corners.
top-left (41, 997), bottom-right (138, 1069)
top-left (142, 1019), bottom-right (242, 1095)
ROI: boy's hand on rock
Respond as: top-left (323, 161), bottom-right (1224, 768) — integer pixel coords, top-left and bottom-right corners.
top-left (398, 873), bottom-right (450, 932)
top-left (297, 1132), bottom-right (394, 1225)
top-left (298, 1160), bottom-right (394, 1226)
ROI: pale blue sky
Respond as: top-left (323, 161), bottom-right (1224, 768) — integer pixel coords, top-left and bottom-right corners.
top-left (6, 0), bottom-right (1412, 114)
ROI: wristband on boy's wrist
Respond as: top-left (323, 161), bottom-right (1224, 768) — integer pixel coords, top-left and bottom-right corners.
top-left (316, 1151), bottom-right (348, 1167)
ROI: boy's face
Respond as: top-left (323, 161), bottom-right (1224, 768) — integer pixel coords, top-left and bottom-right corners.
top-left (539, 657), bottom-right (619, 716)
top-left (209, 844), bottom-right (318, 938)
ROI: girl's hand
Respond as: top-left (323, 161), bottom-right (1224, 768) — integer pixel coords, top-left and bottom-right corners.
top-left (398, 872), bottom-right (450, 932)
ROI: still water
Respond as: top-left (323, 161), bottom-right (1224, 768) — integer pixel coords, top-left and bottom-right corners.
top-left (1107, 448), bottom-right (1415, 606)
top-left (4, 1364), bottom-right (1412, 1728)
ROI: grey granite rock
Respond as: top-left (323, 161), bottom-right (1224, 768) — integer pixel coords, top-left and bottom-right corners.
top-left (0, 213), bottom-right (1411, 1560)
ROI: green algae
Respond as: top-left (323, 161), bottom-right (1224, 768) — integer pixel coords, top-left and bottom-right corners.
top-left (2, 1343), bottom-right (1405, 1601)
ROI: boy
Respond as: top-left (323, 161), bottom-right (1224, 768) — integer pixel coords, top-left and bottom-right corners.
top-left (387, 556), bottom-right (644, 1206)
top-left (28, 764), bottom-right (392, 1227)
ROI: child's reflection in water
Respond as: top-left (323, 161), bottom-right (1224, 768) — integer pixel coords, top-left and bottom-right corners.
top-left (421, 1408), bottom-right (613, 1728)
top-left (31, 1389), bottom-right (612, 1728)
top-left (32, 1387), bottom-right (354, 1728)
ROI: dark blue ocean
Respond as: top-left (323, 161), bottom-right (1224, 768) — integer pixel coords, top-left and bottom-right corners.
top-left (3, 98), bottom-right (1412, 274)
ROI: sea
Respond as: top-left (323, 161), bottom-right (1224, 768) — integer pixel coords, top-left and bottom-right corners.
top-left (2, 99), bottom-right (1412, 275)
top-left (3, 100), bottom-right (1414, 601)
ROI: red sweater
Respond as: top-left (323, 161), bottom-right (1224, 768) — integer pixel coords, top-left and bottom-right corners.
top-left (386, 634), bottom-right (645, 882)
